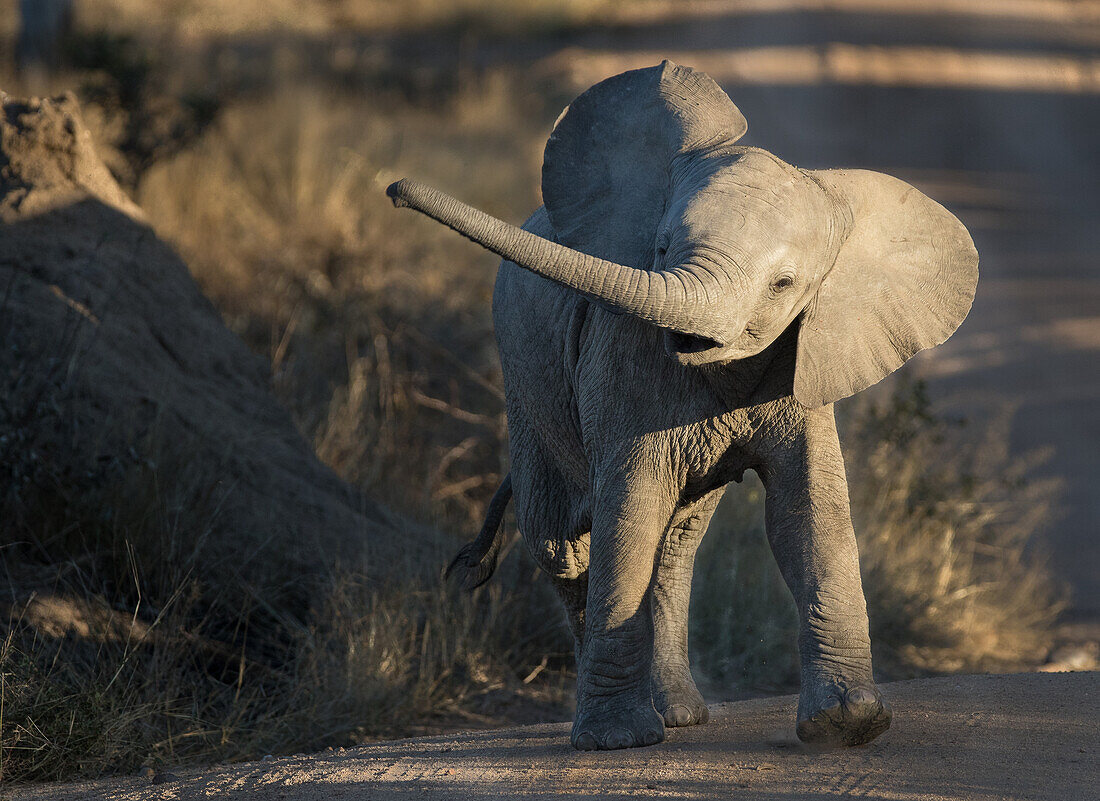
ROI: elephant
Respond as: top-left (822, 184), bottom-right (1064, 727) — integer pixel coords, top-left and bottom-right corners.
top-left (386, 61), bottom-right (978, 751)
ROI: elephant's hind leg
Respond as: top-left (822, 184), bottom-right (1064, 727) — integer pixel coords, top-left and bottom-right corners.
top-left (651, 489), bottom-right (724, 728)
top-left (508, 424), bottom-right (592, 663)
top-left (508, 408), bottom-right (590, 582)
top-left (551, 573), bottom-right (588, 661)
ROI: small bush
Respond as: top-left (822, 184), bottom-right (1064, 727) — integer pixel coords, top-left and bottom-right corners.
top-left (845, 381), bottom-right (1063, 675)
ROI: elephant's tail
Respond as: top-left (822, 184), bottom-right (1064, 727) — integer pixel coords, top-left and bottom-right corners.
top-left (445, 473), bottom-right (512, 590)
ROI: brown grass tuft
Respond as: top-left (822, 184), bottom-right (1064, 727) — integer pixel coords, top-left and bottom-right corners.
top-left (845, 382), bottom-right (1063, 675)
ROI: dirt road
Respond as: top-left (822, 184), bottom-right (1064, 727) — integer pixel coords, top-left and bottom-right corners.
top-left (12, 672), bottom-right (1096, 801)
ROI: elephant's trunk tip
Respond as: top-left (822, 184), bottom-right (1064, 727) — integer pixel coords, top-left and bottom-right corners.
top-left (386, 179), bottom-right (412, 208)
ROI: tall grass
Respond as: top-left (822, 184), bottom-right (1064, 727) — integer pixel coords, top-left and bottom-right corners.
top-left (844, 383), bottom-right (1062, 675)
top-left (135, 81), bottom-right (544, 527)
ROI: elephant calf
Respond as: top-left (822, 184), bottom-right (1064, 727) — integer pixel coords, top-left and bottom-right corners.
top-left (388, 62), bottom-right (977, 751)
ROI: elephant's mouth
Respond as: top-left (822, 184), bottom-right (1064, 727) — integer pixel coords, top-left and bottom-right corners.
top-left (663, 330), bottom-right (728, 366)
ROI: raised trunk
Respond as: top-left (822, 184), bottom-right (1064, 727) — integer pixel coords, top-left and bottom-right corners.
top-left (386, 179), bottom-right (722, 338)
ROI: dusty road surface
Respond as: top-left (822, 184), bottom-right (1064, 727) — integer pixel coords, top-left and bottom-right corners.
top-left (11, 672), bottom-right (1097, 801)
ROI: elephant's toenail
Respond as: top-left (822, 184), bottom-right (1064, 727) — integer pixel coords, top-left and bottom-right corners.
top-left (643, 729), bottom-right (661, 745)
top-left (848, 688), bottom-right (876, 705)
top-left (573, 732), bottom-right (598, 751)
top-left (605, 729), bottom-right (633, 749)
top-left (666, 705), bottom-right (690, 726)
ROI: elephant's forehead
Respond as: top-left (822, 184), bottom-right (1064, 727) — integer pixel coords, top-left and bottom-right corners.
top-left (677, 152), bottom-right (827, 244)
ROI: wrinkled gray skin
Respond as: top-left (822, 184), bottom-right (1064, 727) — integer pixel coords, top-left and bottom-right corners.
top-left (388, 62), bottom-right (978, 752)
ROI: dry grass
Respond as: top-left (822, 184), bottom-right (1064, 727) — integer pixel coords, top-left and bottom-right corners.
top-left (1, 559), bottom-right (566, 783)
top-left (132, 77), bottom-right (552, 527)
top-left (844, 383), bottom-right (1063, 675)
top-left (0, 9), bottom-right (1066, 784)
top-left (61, 0), bottom-right (617, 37)
top-left (692, 381), bottom-right (1063, 694)
top-left (0, 375), bottom-right (567, 782)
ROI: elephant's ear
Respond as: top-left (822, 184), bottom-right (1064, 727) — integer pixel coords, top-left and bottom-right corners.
top-left (794, 169), bottom-right (979, 408)
top-left (542, 61), bottom-right (747, 267)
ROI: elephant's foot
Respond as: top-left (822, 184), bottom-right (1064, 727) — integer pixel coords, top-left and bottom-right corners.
top-left (652, 673), bottom-right (709, 727)
top-left (571, 698), bottom-right (665, 751)
top-left (796, 682), bottom-right (891, 747)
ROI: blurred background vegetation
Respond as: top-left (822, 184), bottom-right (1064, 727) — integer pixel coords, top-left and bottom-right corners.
top-left (3, 0), bottom-right (1094, 784)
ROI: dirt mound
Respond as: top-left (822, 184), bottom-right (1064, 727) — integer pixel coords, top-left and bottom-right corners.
top-left (12, 671), bottom-right (1097, 801)
top-left (0, 93), bottom-right (418, 611)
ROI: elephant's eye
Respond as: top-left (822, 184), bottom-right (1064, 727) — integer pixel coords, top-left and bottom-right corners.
top-left (772, 275), bottom-right (795, 291)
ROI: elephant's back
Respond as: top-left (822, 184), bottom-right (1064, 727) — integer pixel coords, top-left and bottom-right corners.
top-left (492, 206), bottom-right (577, 370)
top-left (492, 207), bottom-right (589, 486)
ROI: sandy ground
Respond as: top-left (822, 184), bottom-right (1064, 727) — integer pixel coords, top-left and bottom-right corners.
top-left (9, 672), bottom-right (1097, 801)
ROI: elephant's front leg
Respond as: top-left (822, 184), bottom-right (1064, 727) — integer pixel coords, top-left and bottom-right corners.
top-left (651, 489), bottom-right (724, 727)
top-left (571, 469), bottom-right (673, 751)
top-left (762, 407), bottom-right (891, 747)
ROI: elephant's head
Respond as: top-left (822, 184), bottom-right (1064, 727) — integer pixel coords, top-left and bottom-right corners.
top-left (387, 61), bottom-right (978, 407)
